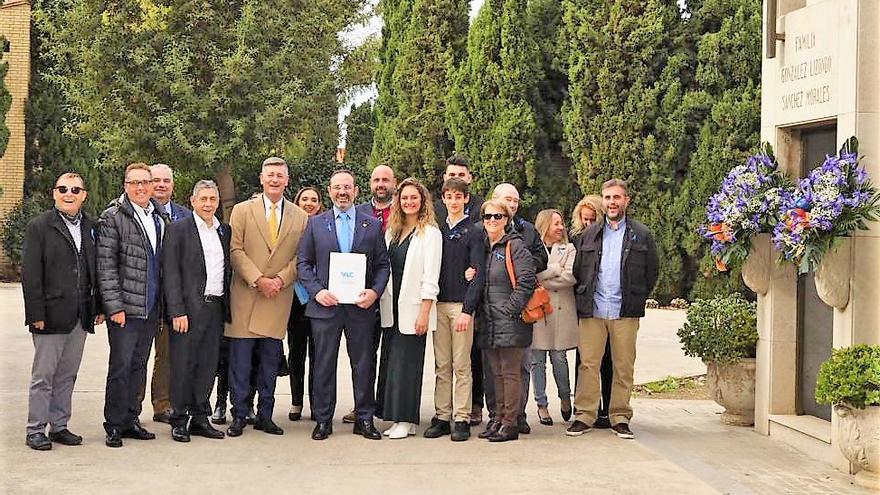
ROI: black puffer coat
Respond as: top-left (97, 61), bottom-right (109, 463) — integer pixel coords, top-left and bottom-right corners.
top-left (465, 233), bottom-right (536, 349)
top-left (97, 195), bottom-right (170, 318)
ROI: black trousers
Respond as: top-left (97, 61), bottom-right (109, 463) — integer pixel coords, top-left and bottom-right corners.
top-left (287, 313), bottom-right (314, 408)
top-left (310, 311), bottom-right (377, 423)
top-left (169, 300), bottom-right (224, 426)
top-left (575, 339), bottom-right (613, 418)
top-left (471, 342), bottom-right (484, 409)
top-left (103, 310), bottom-right (159, 432)
top-left (228, 337), bottom-right (281, 421)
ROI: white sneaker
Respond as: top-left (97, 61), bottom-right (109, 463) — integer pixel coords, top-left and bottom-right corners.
top-left (388, 422), bottom-right (414, 439)
top-left (383, 422), bottom-right (398, 436)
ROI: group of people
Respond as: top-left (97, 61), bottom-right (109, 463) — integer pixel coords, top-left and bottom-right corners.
top-left (21, 154), bottom-right (659, 450)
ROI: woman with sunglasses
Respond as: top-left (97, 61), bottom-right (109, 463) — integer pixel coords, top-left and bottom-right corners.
top-left (285, 187), bottom-right (324, 421)
top-left (377, 178), bottom-right (442, 439)
top-left (457, 199), bottom-right (536, 442)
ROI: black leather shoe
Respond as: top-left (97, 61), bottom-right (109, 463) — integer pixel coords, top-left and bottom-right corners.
top-left (211, 405), bottom-right (227, 425)
top-left (189, 421), bottom-right (225, 439)
top-left (254, 419), bottom-right (284, 435)
top-left (488, 425), bottom-right (519, 442)
top-left (423, 418), bottom-right (451, 438)
top-left (593, 416), bottom-right (612, 429)
top-left (105, 429), bottom-right (123, 448)
top-left (171, 425), bottom-right (191, 442)
top-left (353, 419), bottom-right (381, 440)
top-left (451, 421), bottom-right (470, 442)
top-left (478, 419), bottom-right (501, 439)
top-left (152, 411), bottom-right (172, 424)
top-left (26, 432), bottom-right (52, 450)
top-left (121, 422), bottom-right (156, 440)
top-left (289, 412), bottom-right (302, 421)
top-left (227, 418), bottom-right (246, 437)
top-left (517, 417), bottom-right (532, 434)
top-left (48, 429), bottom-right (83, 446)
top-left (245, 410), bottom-right (257, 425)
top-left (312, 422), bottom-right (333, 440)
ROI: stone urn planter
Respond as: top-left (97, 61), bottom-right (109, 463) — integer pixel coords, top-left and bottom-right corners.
top-left (707, 358), bottom-right (756, 426)
top-left (834, 404), bottom-right (880, 489)
top-left (814, 236), bottom-right (852, 310)
top-left (741, 233), bottom-right (771, 295)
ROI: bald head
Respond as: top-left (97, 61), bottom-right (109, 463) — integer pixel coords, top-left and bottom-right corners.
top-left (492, 183), bottom-right (520, 216)
top-left (370, 165), bottom-right (397, 205)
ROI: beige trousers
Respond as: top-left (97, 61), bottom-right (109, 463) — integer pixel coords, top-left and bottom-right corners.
top-left (573, 317), bottom-right (639, 426)
top-left (432, 302), bottom-right (473, 422)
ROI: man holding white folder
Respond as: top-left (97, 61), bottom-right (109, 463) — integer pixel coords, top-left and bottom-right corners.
top-left (296, 169), bottom-right (390, 441)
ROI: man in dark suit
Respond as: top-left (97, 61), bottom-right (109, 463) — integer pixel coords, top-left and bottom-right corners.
top-left (143, 163), bottom-right (191, 424)
top-left (21, 172), bottom-right (104, 450)
top-left (297, 169), bottom-right (390, 441)
top-left (161, 180), bottom-right (231, 442)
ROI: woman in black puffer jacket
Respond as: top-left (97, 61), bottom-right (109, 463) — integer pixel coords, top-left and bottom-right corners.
top-left (458, 198), bottom-right (535, 442)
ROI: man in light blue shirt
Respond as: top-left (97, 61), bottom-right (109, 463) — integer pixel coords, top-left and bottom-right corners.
top-left (568, 179), bottom-right (659, 440)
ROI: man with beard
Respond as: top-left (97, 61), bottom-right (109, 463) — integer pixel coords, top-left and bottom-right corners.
top-left (567, 179), bottom-right (658, 440)
top-left (297, 169), bottom-right (390, 440)
top-left (343, 165), bottom-right (397, 424)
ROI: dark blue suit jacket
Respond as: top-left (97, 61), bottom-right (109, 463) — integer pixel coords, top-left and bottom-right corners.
top-left (296, 208), bottom-right (390, 320)
top-left (166, 201), bottom-right (191, 223)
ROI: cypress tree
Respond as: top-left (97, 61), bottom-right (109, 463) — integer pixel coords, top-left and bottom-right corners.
top-left (344, 100), bottom-right (377, 171)
top-left (370, 0), bottom-right (469, 185)
top-left (446, 0), bottom-right (542, 201)
top-left (561, 0), bottom-right (694, 301)
top-left (678, 0), bottom-right (762, 299)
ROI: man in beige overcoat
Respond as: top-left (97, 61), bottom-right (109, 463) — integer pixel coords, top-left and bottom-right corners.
top-left (225, 157), bottom-right (308, 437)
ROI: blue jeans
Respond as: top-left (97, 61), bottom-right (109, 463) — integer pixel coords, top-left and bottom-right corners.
top-left (530, 349), bottom-right (571, 408)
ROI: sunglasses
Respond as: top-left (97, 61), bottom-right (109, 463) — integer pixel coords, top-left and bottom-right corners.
top-left (54, 186), bottom-right (86, 194)
top-left (482, 213), bottom-right (508, 221)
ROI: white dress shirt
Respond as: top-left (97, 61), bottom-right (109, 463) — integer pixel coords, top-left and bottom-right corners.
top-left (262, 194), bottom-right (284, 234)
top-left (60, 214), bottom-right (82, 252)
top-left (194, 212), bottom-right (225, 296)
top-left (131, 199), bottom-right (163, 253)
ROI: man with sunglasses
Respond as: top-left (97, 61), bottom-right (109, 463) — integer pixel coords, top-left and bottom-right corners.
top-left (22, 173), bottom-right (103, 450)
top-left (140, 163), bottom-right (191, 425)
top-left (97, 162), bottom-right (170, 447)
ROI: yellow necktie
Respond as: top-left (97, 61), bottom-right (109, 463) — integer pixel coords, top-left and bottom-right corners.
top-left (269, 204), bottom-right (279, 248)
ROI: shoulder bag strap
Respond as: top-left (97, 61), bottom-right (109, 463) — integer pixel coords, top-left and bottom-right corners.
top-left (504, 241), bottom-right (517, 289)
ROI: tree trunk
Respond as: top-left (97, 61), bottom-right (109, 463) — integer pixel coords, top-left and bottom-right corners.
top-left (215, 164), bottom-right (236, 222)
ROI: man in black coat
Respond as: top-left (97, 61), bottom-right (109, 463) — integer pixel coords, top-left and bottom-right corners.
top-left (567, 179), bottom-right (659, 440)
top-left (433, 153), bottom-right (484, 222)
top-left (162, 180), bottom-right (231, 442)
top-left (97, 162), bottom-right (170, 447)
top-left (22, 172), bottom-right (104, 450)
top-left (141, 163), bottom-right (191, 424)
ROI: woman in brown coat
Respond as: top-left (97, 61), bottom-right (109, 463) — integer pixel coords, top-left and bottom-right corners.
top-left (530, 209), bottom-right (578, 426)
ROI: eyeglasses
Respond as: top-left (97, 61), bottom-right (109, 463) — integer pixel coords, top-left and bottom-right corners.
top-left (482, 213), bottom-right (508, 221)
top-left (54, 186), bottom-right (86, 194)
top-left (331, 184), bottom-right (354, 192)
top-left (125, 179), bottom-right (152, 187)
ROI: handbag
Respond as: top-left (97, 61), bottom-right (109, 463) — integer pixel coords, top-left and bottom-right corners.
top-left (504, 241), bottom-right (553, 324)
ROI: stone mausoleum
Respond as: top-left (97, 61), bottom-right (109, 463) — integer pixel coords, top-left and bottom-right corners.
top-left (754, 0), bottom-right (879, 482)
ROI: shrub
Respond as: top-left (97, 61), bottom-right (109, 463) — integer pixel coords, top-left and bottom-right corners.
top-left (1, 193), bottom-right (51, 272)
top-left (676, 294), bottom-right (757, 364)
top-left (815, 345), bottom-right (880, 409)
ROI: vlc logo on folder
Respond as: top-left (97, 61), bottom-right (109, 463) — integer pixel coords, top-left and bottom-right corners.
top-left (329, 252), bottom-right (366, 304)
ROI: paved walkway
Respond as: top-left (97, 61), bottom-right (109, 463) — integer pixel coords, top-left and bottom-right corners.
top-left (0, 284), bottom-right (867, 494)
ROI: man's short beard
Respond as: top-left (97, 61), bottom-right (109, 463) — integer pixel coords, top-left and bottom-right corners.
top-left (373, 190), bottom-right (392, 203)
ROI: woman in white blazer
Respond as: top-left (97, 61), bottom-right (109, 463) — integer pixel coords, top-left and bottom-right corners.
top-left (377, 178), bottom-right (442, 439)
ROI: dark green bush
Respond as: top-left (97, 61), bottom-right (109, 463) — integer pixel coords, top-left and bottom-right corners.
top-left (815, 345), bottom-right (880, 409)
top-left (676, 294), bottom-right (757, 364)
top-left (1, 193), bottom-right (51, 271)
